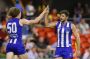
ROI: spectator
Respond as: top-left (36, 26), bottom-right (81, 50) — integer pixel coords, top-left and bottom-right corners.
top-left (83, 3), bottom-right (90, 18)
top-left (35, 37), bottom-right (49, 59)
top-left (82, 47), bottom-right (90, 59)
top-left (74, 2), bottom-right (83, 15)
top-left (0, 36), bottom-right (8, 54)
top-left (13, 0), bottom-right (24, 12)
top-left (26, 42), bottom-right (38, 59)
top-left (79, 18), bottom-right (90, 34)
top-left (36, 37), bottom-right (49, 51)
top-left (73, 14), bottom-right (82, 24)
top-left (0, 26), bottom-right (8, 52)
top-left (73, 2), bottom-right (83, 24)
top-left (26, 1), bottom-right (36, 19)
top-left (48, 9), bottom-right (59, 22)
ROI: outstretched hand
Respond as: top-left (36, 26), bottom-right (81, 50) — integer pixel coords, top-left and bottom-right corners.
top-left (43, 5), bottom-right (49, 14)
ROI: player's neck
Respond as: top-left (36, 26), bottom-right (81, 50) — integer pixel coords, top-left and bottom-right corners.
top-left (61, 20), bottom-right (67, 24)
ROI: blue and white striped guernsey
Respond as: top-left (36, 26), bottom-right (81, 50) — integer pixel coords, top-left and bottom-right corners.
top-left (56, 21), bottom-right (72, 47)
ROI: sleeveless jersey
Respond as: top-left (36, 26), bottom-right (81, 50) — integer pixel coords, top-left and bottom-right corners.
top-left (6, 18), bottom-right (23, 45)
top-left (56, 21), bottom-right (72, 47)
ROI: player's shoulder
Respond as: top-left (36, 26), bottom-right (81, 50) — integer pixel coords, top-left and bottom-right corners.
top-left (67, 21), bottom-right (75, 29)
top-left (67, 21), bottom-right (74, 26)
top-left (56, 21), bottom-right (60, 26)
top-left (67, 21), bottom-right (72, 24)
top-left (19, 18), bottom-right (26, 26)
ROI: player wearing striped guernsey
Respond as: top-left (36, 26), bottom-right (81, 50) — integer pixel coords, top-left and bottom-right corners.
top-left (45, 10), bottom-right (80, 59)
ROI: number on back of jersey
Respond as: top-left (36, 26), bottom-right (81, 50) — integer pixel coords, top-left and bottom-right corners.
top-left (7, 22), bottom-right (17, 33)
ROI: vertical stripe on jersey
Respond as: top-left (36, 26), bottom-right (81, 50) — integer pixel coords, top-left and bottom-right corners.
top-left (9, 39), bottom-right (12, 43)
top-left (61, 28), bottom-right (64, 47)
top-left (57, 22), bottom-right (61, 47)
top-left (66, 22), bottom-right (70, 47)
top-left (69, 22), bottom-right (72, 46)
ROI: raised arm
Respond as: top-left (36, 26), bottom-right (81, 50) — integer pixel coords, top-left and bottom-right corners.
top-left (46, 21), bottom-right (57, 27)
top-left (45, 15), bottom-right (57, 27)
top-left (45, 8), bottom-right (49, 26)
top-left (20, 6), bottom-right (48, 25)
top-left (72, 24), bottom-right (80, 56)
top-left (44, 10), bottom-right (57, 27)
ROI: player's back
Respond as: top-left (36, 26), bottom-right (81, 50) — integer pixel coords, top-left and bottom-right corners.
top-left (6, 18), bottom-right (26, 55)
top-left (7, 18), bottom-right (22, 45)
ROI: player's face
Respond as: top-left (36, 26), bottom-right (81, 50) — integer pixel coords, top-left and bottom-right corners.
top-left (60, 13), bottom-right (68, 22)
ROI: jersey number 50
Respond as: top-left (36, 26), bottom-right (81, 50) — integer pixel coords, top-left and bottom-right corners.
top-left (7, 22), bottom-right (17, 44)
top-left (7, 22), bottom-right (17, 33)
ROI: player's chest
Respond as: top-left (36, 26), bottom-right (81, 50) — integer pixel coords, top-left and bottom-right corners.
top-left (57, 22), bottom-right (72, 33)
top-left (58, 27), bottom-right (71, 33)
top-left (57, 23), bottom-right (71, 33)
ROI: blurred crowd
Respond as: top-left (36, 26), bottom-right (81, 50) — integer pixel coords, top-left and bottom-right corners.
top-left (0, 0), bottom-right (90, 59)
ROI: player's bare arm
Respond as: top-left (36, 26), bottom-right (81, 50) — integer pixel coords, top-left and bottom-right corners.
top-left (72, 24), bottom-right (80, 56)
top-left (20, 6), bottom-right (48, 25)
top-left (45, 8), bottom-right (49, 26)
top-left (46, 21), bottom-right (57, 27)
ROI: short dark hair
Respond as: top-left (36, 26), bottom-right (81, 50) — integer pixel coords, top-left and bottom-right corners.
top-left (60, 10), bottom-right (69, 17)
top-left (7, 7), bottom-right (20, 18)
